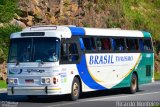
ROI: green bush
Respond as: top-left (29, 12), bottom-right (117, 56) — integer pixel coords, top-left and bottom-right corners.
top-left (0, 80), bottom-right (6, 89)
top-left (0, 0), bottom-right (18, 23)
top-left (154, 72), bottom-right (160, 80)
top-left (0, 25), bottom-right (22, 62)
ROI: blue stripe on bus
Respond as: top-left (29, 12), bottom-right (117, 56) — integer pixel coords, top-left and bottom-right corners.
top-left (69, 27), bottom-right (85, 36)
top-left (76, 55), bottom-right (106, 90)
top-left (79, 38), bottom-right (85, 50)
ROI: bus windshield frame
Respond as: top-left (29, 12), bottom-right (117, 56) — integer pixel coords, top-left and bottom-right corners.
top-left (8, 37), bottom-right (60, 63)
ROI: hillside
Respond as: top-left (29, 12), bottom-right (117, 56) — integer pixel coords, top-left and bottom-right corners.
top-left (0, 0), bottom-right (160, 80)
top-left (17, 0), bottom-right (160, 39)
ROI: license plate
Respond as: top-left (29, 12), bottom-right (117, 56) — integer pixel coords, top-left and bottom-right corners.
top-left (25, 79), bottom-right (34, 83)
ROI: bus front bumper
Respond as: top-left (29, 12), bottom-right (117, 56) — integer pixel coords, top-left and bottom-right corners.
top-left (7, 86), bottom-right (63, 95)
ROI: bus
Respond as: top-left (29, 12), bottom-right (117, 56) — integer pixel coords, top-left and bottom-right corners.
top-left (7, 25), bottom-right (154, 101)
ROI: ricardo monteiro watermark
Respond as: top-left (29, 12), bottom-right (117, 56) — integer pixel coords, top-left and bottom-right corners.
top-left (116, 101), bottom-right (160, 107)
top-left (1, 101), bottom-right (18, 107)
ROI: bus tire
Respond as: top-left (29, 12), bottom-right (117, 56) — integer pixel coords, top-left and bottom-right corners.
top-left (70, 77), bottom-right (80, 101)
top-left (129, 73), bottom-right (138, 94)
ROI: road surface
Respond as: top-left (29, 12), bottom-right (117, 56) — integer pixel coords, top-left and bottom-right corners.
top-left (0, 81), bottom-right (160, 107)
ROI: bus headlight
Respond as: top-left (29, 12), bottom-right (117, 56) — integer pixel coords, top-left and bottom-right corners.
top-left (41, 77), bottom-right (51, 84)
top-left (9, 79), bottom-right (14, 84)
top-left (9, 78), bottom-right (18, 84)
top-left (41, 78), bottom-right (45, 84)
top-left (46, 78), bottom-right (50, 84)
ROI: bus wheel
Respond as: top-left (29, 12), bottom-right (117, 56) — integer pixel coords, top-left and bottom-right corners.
top-left (70, 77), bottom-right (80, 101)
top-left (129, 73), bottom-right (138, 94)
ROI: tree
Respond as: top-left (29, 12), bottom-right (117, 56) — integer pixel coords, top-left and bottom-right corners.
top-left (0, 25), bottom-right (22, 62)
top-left (0, 0), bottom-right (18, 23)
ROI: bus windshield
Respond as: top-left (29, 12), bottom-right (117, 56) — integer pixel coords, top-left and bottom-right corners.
top-left (8, 37), bottom-right (60, 63)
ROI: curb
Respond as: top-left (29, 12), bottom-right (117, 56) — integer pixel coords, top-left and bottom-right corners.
top-left (0, 88), bottom-right (7, 93)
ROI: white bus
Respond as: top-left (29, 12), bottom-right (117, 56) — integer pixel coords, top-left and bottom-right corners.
top-left (7, 25), bottom-right (154, 100)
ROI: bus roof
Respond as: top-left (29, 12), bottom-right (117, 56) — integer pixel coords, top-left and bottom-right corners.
top-left (10, 25), bottom-right (151, 39)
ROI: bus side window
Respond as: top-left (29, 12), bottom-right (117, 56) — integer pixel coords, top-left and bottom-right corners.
top-left (139, 39), bottom-right (144, 51)
top-left (61, 43), bottom-right (68, 61)
top-left (82, 38), bottom-right (96, 51)
top-left (111, 38), bottom-right (116, 50)
top-left (96, 38), bottom-right (111, 51)
top-left (96, 38), bottom-right (102, 50)
top-left (112, 38), bottom-right (125, 51)
top-left (68, 43), bottom-right (79, 62)
top-left (119, 38), bottom-right (125, 51)
top-left (140, 39), bottom-right (152, 51)
top-left (61, 43), bottom-right (79, 62)
top-left (126, 39), bottom-right (139, 51)
top-left (144, 39), bottom-right (152, 50)
top-left (102, 38), bottom-right (111, 50)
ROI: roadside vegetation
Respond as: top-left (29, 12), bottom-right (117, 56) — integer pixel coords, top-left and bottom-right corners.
top-left (0, 25), bottom-right (22, 63)
top-left (154, 72), bottom-right (160, 80)
top-left (0, 80), bottom-right (6, 89)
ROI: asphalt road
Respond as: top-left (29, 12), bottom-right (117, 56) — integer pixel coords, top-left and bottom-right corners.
top-left (0, 81), bottom-right (160, 107)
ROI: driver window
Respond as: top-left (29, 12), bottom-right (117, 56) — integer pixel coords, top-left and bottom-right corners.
top-left (68, 43), bottom-right (79, 61)
top-left (61, 43), bottom-right (79, 63)
top-left (61, 43), bottom-right (68, 61)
